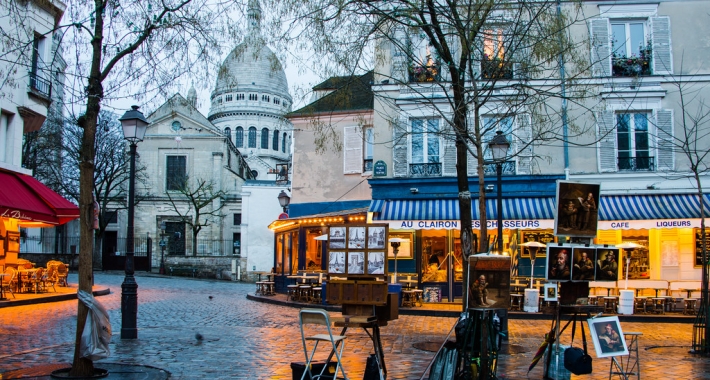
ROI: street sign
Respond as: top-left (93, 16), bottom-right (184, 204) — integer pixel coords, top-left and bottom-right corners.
top-left (278, 212), bottom-right (289, 220)
top-left (159, 240), bottom-right (167, 247)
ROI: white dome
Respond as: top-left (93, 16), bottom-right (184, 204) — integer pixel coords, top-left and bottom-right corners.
top-left (212, 40), bottom-right (289, 99)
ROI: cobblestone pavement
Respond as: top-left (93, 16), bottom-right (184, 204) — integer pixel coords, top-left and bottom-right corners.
top-left (0, 272), bottom-right (708, 379)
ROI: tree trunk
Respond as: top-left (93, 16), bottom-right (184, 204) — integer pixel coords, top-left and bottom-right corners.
top-left (70, 0), bottom-right (105, 375)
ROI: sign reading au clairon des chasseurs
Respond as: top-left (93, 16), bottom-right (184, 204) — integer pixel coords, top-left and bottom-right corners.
top-left (381, 219), bottom-right (703, 230)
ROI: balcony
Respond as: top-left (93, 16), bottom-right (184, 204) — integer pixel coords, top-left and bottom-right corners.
top-left (481, 56), bottom-right (513, 80)
top-left (612, 44), bottom-right (652, 77)
top-left (409, 162), bottom-right (442, 177)
top-left (483, 160), bottom-right (516, 175)
top-left (28, 73), bottom-right (52, 100)
top-left (408, 63), bottom-right (441, 83)
top-left (618, 156), bottom-right (655, 171)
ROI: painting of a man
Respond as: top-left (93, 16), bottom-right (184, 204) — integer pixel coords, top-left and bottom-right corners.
top-left (548, 248), bottom-right (571, 280)
top-left (554, 181), bottom-right (600, 237)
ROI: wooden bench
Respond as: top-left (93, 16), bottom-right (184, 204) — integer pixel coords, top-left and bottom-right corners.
top-left (169, 267), bottom-right (197, 278)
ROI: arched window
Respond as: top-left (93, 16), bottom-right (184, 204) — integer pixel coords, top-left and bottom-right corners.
top-left (224, 127), bottom-right (231, 142)
top-left (282, 133), bottom-right (287, 153)
top-left (261, 128), bottom-right (269, 149)
top-left (248, 127), bottom-right (257, 148)
top-left (272, 130), bottom-right (279, 150)
top-left (235, 127), bottom-right (244, 147)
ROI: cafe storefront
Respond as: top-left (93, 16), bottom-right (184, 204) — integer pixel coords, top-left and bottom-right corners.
top-left (369, 176), bottom-right (710, 303)
top-left (268, 207), bottom-right (369, 292)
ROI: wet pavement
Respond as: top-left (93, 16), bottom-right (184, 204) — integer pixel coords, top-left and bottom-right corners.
top-left (0, 272), bottom-right (708, 379)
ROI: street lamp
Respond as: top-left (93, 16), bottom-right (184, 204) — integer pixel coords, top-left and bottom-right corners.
top-left (520, 241), bottom-right (546, 288)
top-left (159, 221), bottom-right (167, 275)
top-left (278, 190), bottom-right (291, 213)
top-left (118, 105), bottom-right (148, 340)
top-left (488, 131), bottom-right (510, 254)
top-left (389, 238), bottom-right (404, 284)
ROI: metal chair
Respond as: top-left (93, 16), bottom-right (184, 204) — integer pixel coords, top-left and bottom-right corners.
top-left (2, 267), bottom-right (17, 299)
top-left (299, 308), bottom-right (347, 380)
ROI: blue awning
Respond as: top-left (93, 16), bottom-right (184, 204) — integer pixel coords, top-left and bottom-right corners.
top-left (371, 197), bottom-right (556, 221)
top-left (369, 193), bottom-right (710, 222)
top-left (599, 194), bottom-right (710, 220)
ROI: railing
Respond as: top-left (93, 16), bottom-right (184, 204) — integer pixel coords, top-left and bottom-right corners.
top-left (618, 156), bottom-right (655, 171)
top-left (483, 160), bottom-right (516, 175)
top-left (410, 162), bottom-right (442, 177)
top-left (409, 64), bottom-right (441, 83)
top-left (20, 235), bottom-right (80, 255)
top-left (481, 58), bottom-right (513, 80)
top-left (29, 73), bottom-right (51, 98)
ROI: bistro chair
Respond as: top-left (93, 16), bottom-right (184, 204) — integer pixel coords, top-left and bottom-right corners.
top-left (56, 263), bottom-right (68, 287)
top-left (298, 308), bottom-right (348, 380)
top-left (44, 264), bottom-right (58, 292)
top-left (29, 267), bottom-right (45, 293)
top-left (2, 267), bottom-right (17, 299)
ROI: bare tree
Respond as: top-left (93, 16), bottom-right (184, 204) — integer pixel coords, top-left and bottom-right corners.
top-left (655, 68), bottom-right (710, 353)
top-left (0, 0), bottom-right (242, 375)
top-left (165, 176), bottom-right (227, 256)
top-left (271, 0), bottom-right (596, 307)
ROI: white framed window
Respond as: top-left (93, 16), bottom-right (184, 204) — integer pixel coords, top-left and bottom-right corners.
top-left (166, 155), bottom-right (187, 191)
top-left (611, 21), bottom-right (646, 58)
top-left (616, 112), bottom-right (652, 170)
top-left (410, 118), bottom-right (440, 164)
top-left (363, 126), bottom-right (374, 172)
top-left (482, 115), bottom-right (513, 160)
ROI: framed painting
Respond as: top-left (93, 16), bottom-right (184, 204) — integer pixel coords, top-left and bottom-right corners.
top-left (387, 231), bottom-right (413, 259)
top-left (348, 252), bottom-right (365, 274)
top-left (329, 227), bottom-right (346, 249)
top-left (588, 316), bottom-right (628, 358)
top-left (367, 226), bottom-right (386, 249)
top-left (367, 251), bottom-right (385, 274)
top-left (328, 251), bottom-right (346, 274)
top-left (348, 226), bottom-right (366, 249)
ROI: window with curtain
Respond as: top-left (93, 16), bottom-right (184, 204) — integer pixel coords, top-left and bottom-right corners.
top-left (617, 112), bottom-right (651, 170)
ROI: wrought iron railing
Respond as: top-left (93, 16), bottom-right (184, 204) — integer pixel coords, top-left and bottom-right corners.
top-left (481, 58), bottom-right (513, 80)
top-left (409, 64), bottom-right (441, 83)
top-left (29, 73), bottom-right (51, 98)
top-left (483, 160), bottom-right (516, 175)
top-left (410, 162), bottom-right (442, 177)
top-left (618, 156), bottom-right (655, 171)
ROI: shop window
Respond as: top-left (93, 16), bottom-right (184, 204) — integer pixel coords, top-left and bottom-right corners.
top-left (421, 234), bottom-right (447, 282)
top-left (306, 228), bottom-right (325, 270)
top-left (620, 231), bottom-right (649, 279)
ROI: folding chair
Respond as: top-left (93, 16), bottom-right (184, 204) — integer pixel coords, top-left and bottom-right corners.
top-left (299, 308), bottom-right (348, 380)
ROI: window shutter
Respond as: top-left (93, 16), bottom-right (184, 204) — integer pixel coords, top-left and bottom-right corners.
top-left (391, 28), bottom-right (408, 83)
top-left (589, 18), bottom-right (611, 77)
top-left (655, 109), bottom-right (674, 171)
top-left (597, 111), bottom-right (617, 172)
top-left (442, 122), bottom-right (457, 176)
top-left (651, 16), bottom-right (672, 75)
top-left (515, 114), bottom-right (533, 175)
top-left (343, 126), bottom-right (363, 174)
top-left (392, 117), bottom-right (409, 177)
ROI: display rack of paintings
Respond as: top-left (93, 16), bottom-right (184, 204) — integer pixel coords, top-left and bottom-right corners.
top-left (327, 224), bottom-right (388, 277)
top-left (545, 245), bottom-right (619, 282)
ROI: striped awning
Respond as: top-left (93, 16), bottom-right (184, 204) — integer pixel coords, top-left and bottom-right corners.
top-left (599, 193), bottom-right (710, 220)
top-left (369, 197), bottom-right (556, 221)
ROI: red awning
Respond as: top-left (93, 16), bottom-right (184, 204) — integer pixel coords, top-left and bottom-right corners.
top-left (0, 169), bottom-right (79, 225)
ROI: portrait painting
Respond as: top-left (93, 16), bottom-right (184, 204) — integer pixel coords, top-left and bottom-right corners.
top-left (367, 251), bottom-right (385, 274)
top-left (544, 283), bottom-right (558, 301)
top-left (588, 316), bottom-right (628, 358)
top-left (468, 254), bottom-right (510, 309)
top-left (367, 226), bottom-right (386, 249)
top-left (348, 227), bottom-right (366, 249)
top-left (554, 181), bottom-right (601, 238)
top-left (596, 248), bottom-right (620, 281)
top-left (348, 251), bottom-right (365, 274)
top-left (329, 227), bottom-right (346, 249)
top-left (572, 247), bottom-right (596, 281)
top-left (328, 251), bottom-right (346, 274)
top-left (546, 246), bottom-right (572, 281)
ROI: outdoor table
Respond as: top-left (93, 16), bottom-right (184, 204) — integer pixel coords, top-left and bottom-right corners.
top-left (287, 274), bottom-right (319, 284)
top-left (652, 288), bottom-right (666, 297)
top-left (17, 268), bottom-right (37, 293)
top-left (399, 279), bottom-right (418, 289)
top-left (253, 271), bottom-right (268, 281)
top-left (680, 288), bottom-right (698, 298)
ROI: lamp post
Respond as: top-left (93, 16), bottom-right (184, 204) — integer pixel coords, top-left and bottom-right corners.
top-left (159, 221), bottom-right (167, 275)
top-left (389, 238), bottom-right (404, 284)
top-left (488, 131), bottom-right (510, 254)
top-left (278, 190), bottom-right (291, 214)
top-left (118, 105), bottom-right (148, 340)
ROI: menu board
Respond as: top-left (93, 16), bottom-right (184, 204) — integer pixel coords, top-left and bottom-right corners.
top-left (695, 229), bottom-right (710, 267)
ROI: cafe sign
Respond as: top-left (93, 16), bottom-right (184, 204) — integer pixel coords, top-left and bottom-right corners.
top-left (598, 219), bottom-right (701, 230)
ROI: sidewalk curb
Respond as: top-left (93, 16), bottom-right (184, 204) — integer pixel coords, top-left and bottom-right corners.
top-left (0, 288), bottom-right (110, 309)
